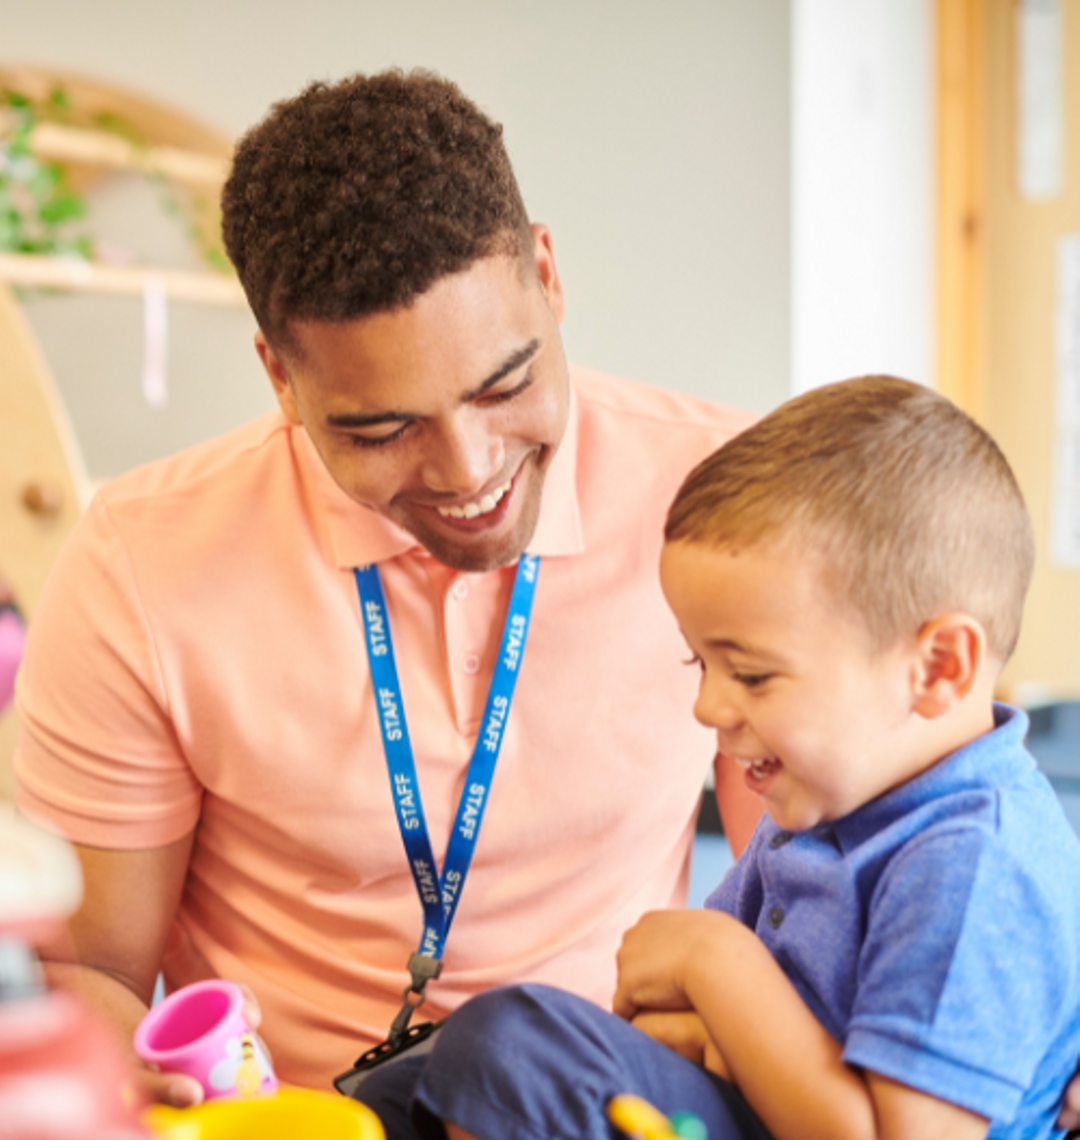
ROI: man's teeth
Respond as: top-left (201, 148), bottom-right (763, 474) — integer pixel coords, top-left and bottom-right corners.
top-left (436, 480), bottom-right (512, 519)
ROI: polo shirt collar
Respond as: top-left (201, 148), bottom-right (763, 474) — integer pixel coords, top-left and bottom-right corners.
top-left (298, 381), bottom-right (584, 570)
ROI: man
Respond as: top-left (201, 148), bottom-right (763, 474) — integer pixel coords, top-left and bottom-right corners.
top-left (15, 70), bottom-right (761, 1105)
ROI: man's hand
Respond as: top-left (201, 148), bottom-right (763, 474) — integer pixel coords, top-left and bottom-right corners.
top-left (630, 1009), bottom-right (730, 1079)
top-left (137, 983), bottom-right (266, 1107)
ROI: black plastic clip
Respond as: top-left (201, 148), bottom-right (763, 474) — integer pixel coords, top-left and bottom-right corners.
top-left (388, 952), bottom-right (443, 1042)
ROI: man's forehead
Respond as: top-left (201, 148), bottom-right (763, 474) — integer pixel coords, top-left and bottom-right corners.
top-left (280, 249), bottom-right (540, 350)
top-left (282, 265), bottom-right (546, 399)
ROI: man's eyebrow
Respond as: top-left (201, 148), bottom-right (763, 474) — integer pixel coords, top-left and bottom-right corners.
top-left (325, 338), bottom-right (542, 430)
top-left (463, 338), bottom-right (541, 400)
top-left (327, 408), bottom-right (409, 429)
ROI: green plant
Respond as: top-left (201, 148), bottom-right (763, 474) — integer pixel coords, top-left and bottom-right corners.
top-left (0, 87), bottom-right (92, 258)
top-left (0, 81), bottom-right (231, 274)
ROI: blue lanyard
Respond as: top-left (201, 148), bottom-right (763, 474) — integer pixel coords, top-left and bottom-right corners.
top-left (354, 554), bottom-right (539, 1038)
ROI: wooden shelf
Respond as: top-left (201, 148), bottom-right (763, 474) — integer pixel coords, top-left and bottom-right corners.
top-left (0, 113), bottom-right (229, 190)
top-left (0, 252), bottom-right (247, 306)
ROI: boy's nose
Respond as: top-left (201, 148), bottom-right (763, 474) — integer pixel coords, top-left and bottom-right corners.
top-left (423, 413), bottom-right (505, 497)
top-left (694, 681), bottom-right (744, 738)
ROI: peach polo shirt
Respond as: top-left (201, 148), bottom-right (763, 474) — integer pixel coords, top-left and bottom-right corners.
top-left (15, 367), bottom-right (757, 1089)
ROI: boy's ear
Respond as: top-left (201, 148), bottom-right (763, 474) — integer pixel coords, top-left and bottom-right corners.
top-left (911, 613), bottom-right (986, 718)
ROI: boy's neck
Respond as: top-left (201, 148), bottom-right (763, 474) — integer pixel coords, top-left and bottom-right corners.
top-left (887, 684), bottom-right (1000, 802)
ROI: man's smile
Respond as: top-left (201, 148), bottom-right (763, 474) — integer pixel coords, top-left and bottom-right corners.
top-left (434, 477), bottom-right (514, 519)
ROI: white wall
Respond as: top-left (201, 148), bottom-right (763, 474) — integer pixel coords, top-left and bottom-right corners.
top-left (791, 0), bottom-right (933, 394)
top-left (3, 1), bottom-right (791, 479)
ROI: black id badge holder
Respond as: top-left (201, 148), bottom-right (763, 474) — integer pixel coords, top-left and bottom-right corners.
top-left (334, 953), bottom-right (444, 1098)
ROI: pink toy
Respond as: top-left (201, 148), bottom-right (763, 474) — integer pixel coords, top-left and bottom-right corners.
top-left (134, 979), bottom-right (277, 1101)
top-left (0, 606), bottom-right (25, 715)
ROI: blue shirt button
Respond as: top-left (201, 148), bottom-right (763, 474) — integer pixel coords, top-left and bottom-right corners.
top-left (770, 832), bottom-right (793, 849)
top-left (768, 906), bottom-right (784, 929)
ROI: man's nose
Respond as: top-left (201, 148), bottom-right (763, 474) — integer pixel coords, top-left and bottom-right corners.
top-left (422, 411), bottom-right (505, 496)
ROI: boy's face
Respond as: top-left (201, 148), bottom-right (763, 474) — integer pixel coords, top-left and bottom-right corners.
top-left (660, 537), bottom-right (926, 833)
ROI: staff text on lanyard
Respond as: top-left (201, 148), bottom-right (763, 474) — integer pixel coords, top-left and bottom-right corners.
top-left (354, 553), bottom-right (539, 1040)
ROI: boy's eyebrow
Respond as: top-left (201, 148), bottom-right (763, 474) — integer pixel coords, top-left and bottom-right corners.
top-left (326, 338), bottom-right (542, 429)
top-left (706, 637), bottom-right (773, 659)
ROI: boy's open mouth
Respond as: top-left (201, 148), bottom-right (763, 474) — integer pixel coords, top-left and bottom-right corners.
top-left (735, 756), bottom-right (781, 779)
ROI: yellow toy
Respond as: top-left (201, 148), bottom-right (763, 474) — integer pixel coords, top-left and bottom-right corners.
top-left (608, 1094), bottom-right (707, 1140)
top-left (145, 1088), bottom-right (385, 1140)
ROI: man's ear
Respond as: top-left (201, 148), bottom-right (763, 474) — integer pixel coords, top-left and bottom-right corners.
top-left (531, 223), bottom-right (566, 324)
top-left (911, 613), bottom-right (986, 718)
top-left (254, 331), bottom-right (302, 426)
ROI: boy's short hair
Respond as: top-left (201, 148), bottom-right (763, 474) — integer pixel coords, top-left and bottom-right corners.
top-left (221, 69), bottom-right (533, 349)
top-left (666, 376), bottom-right (1035, 661)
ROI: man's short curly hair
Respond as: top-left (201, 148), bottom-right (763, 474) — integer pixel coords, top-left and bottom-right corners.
top-left (221, 70), bottom-right (533, 347)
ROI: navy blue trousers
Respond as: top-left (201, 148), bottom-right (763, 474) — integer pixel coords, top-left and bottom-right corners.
top-left (352, 984), bottom-right (772, 1140)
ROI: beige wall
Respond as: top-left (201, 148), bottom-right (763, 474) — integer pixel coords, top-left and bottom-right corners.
top-left (984, 0), bottom-right (1080, 701)
top-left (3, 0), bottom-right (791, 480)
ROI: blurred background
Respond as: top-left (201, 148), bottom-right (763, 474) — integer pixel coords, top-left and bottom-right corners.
top-left (1, 1), bottom-right (1078, 862)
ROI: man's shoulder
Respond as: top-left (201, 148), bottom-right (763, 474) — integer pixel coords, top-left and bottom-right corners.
top-left (569, 366), bottom-right (757, 442)
top-left (96, 411), bottom-right (292, 514)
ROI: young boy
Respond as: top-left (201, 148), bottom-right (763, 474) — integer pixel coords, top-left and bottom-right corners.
top-left (365, 377), bottom-right (1080, 1140)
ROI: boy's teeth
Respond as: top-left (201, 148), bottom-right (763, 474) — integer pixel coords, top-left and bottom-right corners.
top-left (736, 757), bottom-right (775, 776)
top-left (437, 480), bottom-right (512, 519)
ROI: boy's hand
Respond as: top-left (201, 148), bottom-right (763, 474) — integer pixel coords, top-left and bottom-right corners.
top-left (630, 1009), bottom-right (730, 1079)
top-left (613, 909), bottom-right (739, 1022)
top-left (1057, 1071), bottom-right (1080, 1131)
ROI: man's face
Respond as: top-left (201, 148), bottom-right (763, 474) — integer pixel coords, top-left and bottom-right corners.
top-left (257, 227), bottom-right (570, 573)
top-left (660, 538), bottom-right (925, 833)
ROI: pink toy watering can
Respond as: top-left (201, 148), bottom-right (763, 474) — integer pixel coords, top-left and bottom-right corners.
top-left (134, 979), bottom-right (277, 1102)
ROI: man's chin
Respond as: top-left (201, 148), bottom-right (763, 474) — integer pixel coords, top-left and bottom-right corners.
top-left (401, 497), bottom-right (543, 573)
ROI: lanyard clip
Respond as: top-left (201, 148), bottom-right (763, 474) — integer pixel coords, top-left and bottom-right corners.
top-left (389, 953), bottom-right (443, 1043)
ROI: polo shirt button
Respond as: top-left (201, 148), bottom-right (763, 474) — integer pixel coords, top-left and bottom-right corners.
top-left (767, 906), bottom-right (784, 929)
top-left (770, 832), bottom-right (793, 849)
top-left (462, 654), bottom-right (481, 675)
top-left (452, 579), bottom-right (469, 601)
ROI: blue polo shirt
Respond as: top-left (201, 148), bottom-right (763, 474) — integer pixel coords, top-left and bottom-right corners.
top-left (707, 705), bottom-right (1080, 1139)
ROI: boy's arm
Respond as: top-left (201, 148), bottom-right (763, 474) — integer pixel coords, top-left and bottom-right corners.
top-left (613, 910), bottom-right (989, 1140)
top-left (629, 1009), bottom-right (730, 1079)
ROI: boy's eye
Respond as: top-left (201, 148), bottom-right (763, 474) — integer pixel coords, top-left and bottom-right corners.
top-left (734, 672), bottom-right (772, 689)
top-left (682, 653), bottom-right (704, 672)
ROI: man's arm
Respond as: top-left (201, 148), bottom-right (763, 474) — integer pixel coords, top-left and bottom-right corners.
top-left (38, 833), bottom-right (206, 1106)
top-left (613, 910), bottom-right (989, 1140)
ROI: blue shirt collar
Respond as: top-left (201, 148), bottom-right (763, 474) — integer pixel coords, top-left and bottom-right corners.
top-left (818, 704), bottom-right (1032, 855)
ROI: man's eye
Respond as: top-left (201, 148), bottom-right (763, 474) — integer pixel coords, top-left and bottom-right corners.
top-left (348, 424), bottom-right (410, 449)
top-left (484, 372), bottom-right (533, 404)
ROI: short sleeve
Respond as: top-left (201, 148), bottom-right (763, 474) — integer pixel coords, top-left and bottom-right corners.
top-left (843, 824), bottom-right (1078, 1123)
top-left (14, 494), bottom-right (203, 848)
